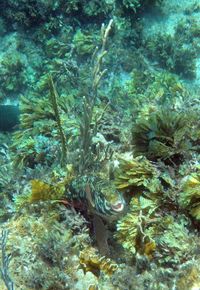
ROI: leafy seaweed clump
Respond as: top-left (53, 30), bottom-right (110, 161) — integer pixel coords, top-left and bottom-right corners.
top-left (73, 30), bottom-right (99, 57)
top-left (145, 28), bottom-right (197, 79)
top-left (115, 196), bottom-right (158, 256)
top-left (132, 109), bottom-right (191, 164)
top-left (179, 168), bottom-right (200, 221)
top-left (115, 197), bottom-right (198, 266)
top-left (14, 179), bottom-right (65, 210)
top-left (0, 52), bottom-right (27, 98)
top-left (114, 155), bottom-right (162, 194)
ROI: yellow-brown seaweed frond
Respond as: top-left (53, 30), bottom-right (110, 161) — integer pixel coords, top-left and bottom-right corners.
top-left (14, 165), bottom-right (75, 209)
top-left (79, 247), bottom-right (118, 276)
top-left (14, 179), bottom-right (66, 209)
top-left (179, 169), bottom-right (200, 220)
top-left (19, 95), bottom-right (54, 131)
top-left (115, 197), bottom-right (158, 257)
top-left (114, 155), bottom-right (161, 194)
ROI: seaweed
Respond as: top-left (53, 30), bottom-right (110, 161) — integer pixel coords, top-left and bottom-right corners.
top-left (132, 109), bottom-right (191, 165)
top-left (179, 168), bottom-right (200, 221)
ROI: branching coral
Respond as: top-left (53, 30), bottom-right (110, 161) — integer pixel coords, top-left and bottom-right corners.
top-left (78, 20), bottom-right (113, 173)
top-left (49, 75), bottom-right (67, 167)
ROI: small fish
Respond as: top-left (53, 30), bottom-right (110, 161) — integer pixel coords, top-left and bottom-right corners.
top-left (0, 105), bottom-right (19, 131)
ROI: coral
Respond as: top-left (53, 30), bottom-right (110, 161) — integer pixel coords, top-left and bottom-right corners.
top-left (77, 20), bottom-right (113, 173)
top-left (132, 109), bottom-right (190, 164)
top-left (179, 168), bottom-right (200, 220)
top-left (49, 76), bottom-right (67, 167)
top-left (0, 1), bottom-right (199, 289)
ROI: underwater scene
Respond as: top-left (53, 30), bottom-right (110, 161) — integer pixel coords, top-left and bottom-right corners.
top-left (0, 0), bottom-right (200, 289)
